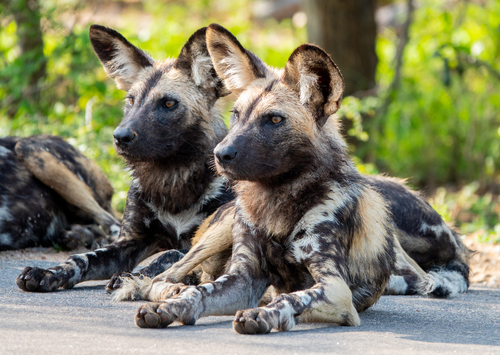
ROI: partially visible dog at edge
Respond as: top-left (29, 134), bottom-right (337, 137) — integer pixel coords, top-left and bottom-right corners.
top-left (127, 24), bottom-right (472, 334)
top-left (0, 135), bottom-right (120, 251)
top-left (15, 25), bottom-right (234, 293)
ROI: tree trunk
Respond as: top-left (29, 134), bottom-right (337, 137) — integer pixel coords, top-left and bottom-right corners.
top-left (8, 0), bottom-right (46, 109)
top-left (303, 0), bottom-right (378, 96)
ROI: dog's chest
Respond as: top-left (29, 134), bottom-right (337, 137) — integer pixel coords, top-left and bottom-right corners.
top-left (146, 202), bottom-right (205, 241)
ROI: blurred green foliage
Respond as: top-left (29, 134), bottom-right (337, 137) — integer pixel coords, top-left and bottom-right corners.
top-left (365, 0), bottom-right (500, 190)
top-left (0, 0), bottom-right (499, 240)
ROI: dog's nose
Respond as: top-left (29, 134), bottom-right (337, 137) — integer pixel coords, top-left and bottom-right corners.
top-left (215, 145), bottom-right (238, 164)
top-left (113, 127), bottom-right (136, 147)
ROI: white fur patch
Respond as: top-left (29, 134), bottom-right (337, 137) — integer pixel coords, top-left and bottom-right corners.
top-left (110, 224), bottom-right (121, 237)
top-left (421, 270), bottom-right (467, 298)
top-left (66, 259), bottom-right (81, 285)
top-left (105, 39), bottom-right (151, 89)
top-left (0, 233), bottom-right (12, 247)
top-left (294, 291), bottom-right (312, 306)
top-left (44, 215), bottom-right (66, 240)
top-left (291, 233), bottom-right (320, 263)
top-left (192, 55), bottom-right (214, 87)
top-left (421, 222), bottom-right (459, 249)
top-left (220, 54), bottom-right (254, 91)
top-left (298, 69), bottom-right (318, 105)
top-left (384, 275), bottom-right (409, 295)
top-left (0, 146), bottom-right (11, 158)
top-left (292, 181), bottom-right (353, 232)
top-left (201, 283), bottom-right (214, 294)
top-left (112, 275), bottom-right (152, 301)
top-left (215, 274), bottom-right (229, 284)
top-left (147, 176), bottom-right (226, 239)
top-left (0, 196), bottom-right (13, 228)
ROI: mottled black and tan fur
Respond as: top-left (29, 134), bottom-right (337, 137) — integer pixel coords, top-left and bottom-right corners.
top-left (0, 135), bottom-right (119, 251)
top-left (132, 24), bottom-right (471, 333)
top-left (16, 25), bottom-right (233, 293)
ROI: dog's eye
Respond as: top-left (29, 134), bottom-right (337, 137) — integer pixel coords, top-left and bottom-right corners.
top-left (165, 100), bottom-right (176, 108)
top-left (126, 97), bottom-right (134, 106)
top-left (232, 110), bottom-right (239, 120)
top-left (271, 116), bottom-right (283, 124)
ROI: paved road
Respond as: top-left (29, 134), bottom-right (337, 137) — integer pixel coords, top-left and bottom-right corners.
top-left (0, 260), bottom-right (499, 354)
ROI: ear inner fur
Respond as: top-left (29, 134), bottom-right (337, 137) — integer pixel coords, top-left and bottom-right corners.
top-left (175, 27), bottom-right (231, 99)
top-left (89, 24), bottom-right (153, 91)
top-left (283, 44), bottom-right (344, 126)
top-left (206, 23), bottom-right (267, 94)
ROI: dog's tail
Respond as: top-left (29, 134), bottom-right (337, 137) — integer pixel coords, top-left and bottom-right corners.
top-left (418, 259), bottom-right (470, 298)
top-left (111, 276), bottom-right (152, 302)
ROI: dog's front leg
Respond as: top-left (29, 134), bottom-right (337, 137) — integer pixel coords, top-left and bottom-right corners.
top-left (134, 217), bottom-right (270, 328)
top-left (16, 238), bottom-right (157, 292)
top-left (17, 194), bottom-right (161, 292)
top-left (233, 242), bottom-right (360, 334)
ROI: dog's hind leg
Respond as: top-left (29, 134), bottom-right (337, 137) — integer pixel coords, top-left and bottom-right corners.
top-left (15, 138), bottom-right (120, 237)
top-left (384, 238), bottom-right (468, 298)
top-left (384, 238), bottom-right (427, 295)
top-left (106, 249), bottom-right (190, 293)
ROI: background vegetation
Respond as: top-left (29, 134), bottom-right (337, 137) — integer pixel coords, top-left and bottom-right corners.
top-left (0, 0), bottom-right (499, 242)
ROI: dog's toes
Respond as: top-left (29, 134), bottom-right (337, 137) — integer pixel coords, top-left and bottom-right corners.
top-left (135, 302), bottom-right (175, 328)
top-left (16, 267), bottom-right (59, 292)
top-left (233, 309), bottom-right (271, 334)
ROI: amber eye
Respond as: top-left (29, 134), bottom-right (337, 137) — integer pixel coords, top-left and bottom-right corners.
top-left (271, 116), bottom-right (282, 124)
top-left (126, 97), bottom-right (134, 106)
top-left (165, 100), bottom-right (176, 108)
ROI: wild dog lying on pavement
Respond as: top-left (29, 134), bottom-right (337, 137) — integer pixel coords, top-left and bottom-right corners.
top-left (132, 24), bottom-right (471, 333)
top-left (0, 135), bottom-right (119, 251)
top-left (15, 25), bottom-right (233, 292)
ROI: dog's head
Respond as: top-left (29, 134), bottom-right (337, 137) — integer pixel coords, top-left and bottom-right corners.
top-left (206, 24), bottom-right (345, 183)
top-left (90, 25), bottom-right (230, 162)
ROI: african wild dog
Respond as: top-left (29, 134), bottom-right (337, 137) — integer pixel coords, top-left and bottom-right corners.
top-left (15, 25), bottom-right (233, 293)
top-left (0, 135), bottom-right (119, 251)
top-left (131, 24), bottom-right (471, 333)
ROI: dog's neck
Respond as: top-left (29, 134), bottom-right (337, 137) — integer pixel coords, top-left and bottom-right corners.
top-left (234, 132), bottom-right (358, 239)
top-left (129, 156), bottom-right (215, 214)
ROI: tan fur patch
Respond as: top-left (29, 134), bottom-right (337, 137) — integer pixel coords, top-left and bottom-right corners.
top-left (297, 276), bottom-right (360, 326)
top-left (21, 150), bottom-right (118, 230)
top-left (349, 187), bottom-right (390, 281)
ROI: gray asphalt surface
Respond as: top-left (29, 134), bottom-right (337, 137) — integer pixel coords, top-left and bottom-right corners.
top-left (0, 260), bottom-right (499, 355)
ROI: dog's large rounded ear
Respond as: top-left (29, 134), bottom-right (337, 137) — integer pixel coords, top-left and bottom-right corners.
top-left (283, 44), bottom-right (344, 126)
top-left (89, 24), bottom-right (153, 91)
top-left (175, 27), bottom-right (231, 99)
top-left (206, 24), bottom-right (267, 95)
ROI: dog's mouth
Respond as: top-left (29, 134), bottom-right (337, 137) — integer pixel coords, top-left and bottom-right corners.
top-left (114, 141), bottom-right (176, 162)
top-left (216, 162), bottom-right (260, 182)
top-left (215, 161), bottom-right (239, 180)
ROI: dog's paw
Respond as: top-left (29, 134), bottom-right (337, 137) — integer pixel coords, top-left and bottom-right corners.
top-left (134, 286), bottom-right (203, 328)
top-left (233, 308), bottom-right (274, 334)
top-left (135, 302), bottom-right (177, 328)
top-left (135, 300), bottom-right (198, 328)
top-left (105, 272), bottom-right (134, 293)
top-left (16, 267), bottom-right (61, 292)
